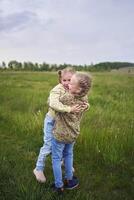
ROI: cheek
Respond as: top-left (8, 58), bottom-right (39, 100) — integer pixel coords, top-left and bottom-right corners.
top-left (69, 85), bottom-right (73, 91)
top-left (72, 84), bottom-right (76, 89)
top-left (72, 86), bottom-right (76, 91)
top-left (61, 81), bottom-right (65, 85)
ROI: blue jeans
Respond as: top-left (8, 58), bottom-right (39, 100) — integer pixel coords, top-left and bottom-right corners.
top-left (52, 138), bottom-right (74, 188)
top-left (36, 114), bottom-right (55, 171)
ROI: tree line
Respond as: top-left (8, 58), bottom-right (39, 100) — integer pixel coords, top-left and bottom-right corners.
top-left (0, 60), bottom-right (134, 72)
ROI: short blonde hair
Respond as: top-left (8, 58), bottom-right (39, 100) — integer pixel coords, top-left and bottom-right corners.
top-left (74, 72), bottom-right (92, 96)
top-left (58, 67), bottom-right (76, 83)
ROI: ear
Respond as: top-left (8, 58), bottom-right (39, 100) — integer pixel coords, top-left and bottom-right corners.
top-left (58, 70), bottom-right (62, 83)
top-left (58, 70), bottom-right (62, 76)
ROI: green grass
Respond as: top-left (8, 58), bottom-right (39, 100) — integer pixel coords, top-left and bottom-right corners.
top-left (0, 71), bottom-right (133, 200)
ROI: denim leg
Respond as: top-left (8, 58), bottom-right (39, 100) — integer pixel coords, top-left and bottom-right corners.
top-left (63, 143), bottom-right (74, 180)
top-left (36, 114), bottom-right (55, 171)
top-left (52, 138), bottom-right (64, 188)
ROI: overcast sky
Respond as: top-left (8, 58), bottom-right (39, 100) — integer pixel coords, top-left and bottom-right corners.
top-left (0, 0), bottom-right (134, 65)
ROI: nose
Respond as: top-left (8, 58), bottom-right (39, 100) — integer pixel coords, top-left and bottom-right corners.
top-left (65, 81), bottom-right (69, 86)
top-left (68, 84), bottom-right (71, 89)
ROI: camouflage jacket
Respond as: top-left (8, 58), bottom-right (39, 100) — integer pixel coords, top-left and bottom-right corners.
top-left (53, 92), bottom-right (88, 143)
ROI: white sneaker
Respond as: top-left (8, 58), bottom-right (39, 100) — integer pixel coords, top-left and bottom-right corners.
top-left (72, 167), bottom-right (75, 173)
top-left (33, 168), bottom-right (46, 183)
top-left (61, 160), bottom-right (64, 166)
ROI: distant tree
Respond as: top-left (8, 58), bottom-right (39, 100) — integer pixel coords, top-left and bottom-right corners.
top-left (50, 64), bottom-right (58, 71)
top-left (2, 61), bottom-right (6, 69)
top-left (40, 62), bottom-right (49, 71)
top-left (23, 62), bottom-right (29, 70)
top-left (1, 60), bottom-right (133, 72)
top-left (27, 62), bottom-right (35, 71)
top-left (8, 60), bottom-right (17, 69)
top-left (35, 63), bottom-right (39, 71)
top-left (16, 62), bottom-right (22, 70)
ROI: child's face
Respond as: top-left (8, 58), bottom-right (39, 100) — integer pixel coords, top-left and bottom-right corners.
top-left (69, 75), bottom-right (81, 95)
top-left (61, 72), bottom-right (73, 90)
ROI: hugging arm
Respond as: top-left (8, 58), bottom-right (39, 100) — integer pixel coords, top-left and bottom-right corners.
top-left (49, 88), bottom-right (82, 113)
top-left (49, 88), bottom-right (71, 113)
top-left (80, 95), bottom-right (90, 111)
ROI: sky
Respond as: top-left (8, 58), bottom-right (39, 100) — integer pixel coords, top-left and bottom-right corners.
top-left (0, 0), bottom-right (134, 65)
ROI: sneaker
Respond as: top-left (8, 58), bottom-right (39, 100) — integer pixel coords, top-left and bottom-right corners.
top-left (51, 183), bottom-right (64, 195)
top-left (64, 177), bottom-right (79, 190)
top-left (64, 176), bottom-right (77, 187)
top-left (33, 168), bottom-right (46, 183)
top-left (72, 167), bottom-right (75, 173)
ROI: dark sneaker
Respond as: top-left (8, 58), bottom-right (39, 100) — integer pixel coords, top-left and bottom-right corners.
top-left (64, 176), bottom-right (77, 186)
top-left (64, 177), bottom-right (79, 190)
top-left (51, 183), bottom-right (64, 195)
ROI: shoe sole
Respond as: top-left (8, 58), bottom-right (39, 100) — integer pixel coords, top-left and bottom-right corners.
top-left (65, 183), bottom-right (79, 190)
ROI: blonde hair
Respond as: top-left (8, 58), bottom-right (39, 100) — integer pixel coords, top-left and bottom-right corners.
top-left (74, 72), bottom-right (92, 96)
top-left (58, 67), bottom-right (76, 83)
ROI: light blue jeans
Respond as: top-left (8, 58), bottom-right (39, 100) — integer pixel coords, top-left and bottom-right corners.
top-left (52, 138), bottom-right (74, 188)
top-left (36, 114), bottom-right (55, 171)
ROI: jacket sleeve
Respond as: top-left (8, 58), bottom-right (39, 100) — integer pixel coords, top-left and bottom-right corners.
top-left (82, 95), bottom-right (90, 111)
top-left (49, 87), bottom-right (71, 113)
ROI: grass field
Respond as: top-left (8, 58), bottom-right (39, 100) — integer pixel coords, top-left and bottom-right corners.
top-left (0, 71), bottom-right (133, 200)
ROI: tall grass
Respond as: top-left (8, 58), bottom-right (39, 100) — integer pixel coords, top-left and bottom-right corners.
top-left (0, 72), bottom-right (133, 200)
top-left (80, 73), bottom-right (134, 165)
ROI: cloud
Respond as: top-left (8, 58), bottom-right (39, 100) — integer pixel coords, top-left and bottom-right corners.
top-left (0, 11), bottom-right (37, 33)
